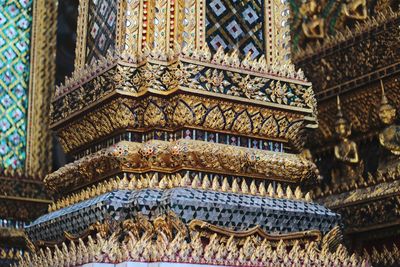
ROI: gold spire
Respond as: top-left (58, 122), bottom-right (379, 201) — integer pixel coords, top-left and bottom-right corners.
top-left (335, 95), bottom-right (347, 126)
top-left (378, 79), bottom-right (396, 125)
top-left (379, 79), bottom-right (395, 112)
top-left (380, 79), bottom-right (389, 106)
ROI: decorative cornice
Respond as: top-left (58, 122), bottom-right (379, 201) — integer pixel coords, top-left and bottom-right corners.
top-left (0, 176), bottom-right (50, 220)
top-left (313, 162), bottom-right (400, 234)
top-left (44, 140), bottom-right (319, 193)
top-left (50, 48), bottom-right (316, 127)
top-left (53, 94), bottom-right (312, 155)
top-left (18, 212), bottom-right (365, 267)
top-left (0, 199), bottom-right (48, 221)
top-left (317, 179), bottom-right (400, 209)
top-left (57, 47), bottom-right (309, 99)
top-left (335, 195), bottom-right (400, 234)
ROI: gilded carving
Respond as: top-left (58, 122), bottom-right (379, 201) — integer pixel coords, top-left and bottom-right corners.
top-left (55, 93), bottom-right (309, 154)
top-left (331, 96), bottom-right (364, 184)
top-left (44, 140), bottom-right (319, 193)
top-left (19, 213), bottom-right (363, 267)
top-left (203, 106), bottom-right (225, 130)
top-left (57, 99), bottom-right (139, 153)
top-left (343, 0), bottom-right (368, 20)
top-left (312, 75), bottom-right (400, 145)
top-left (52, 47), bottom-right (314, 124)
top-left (24, 0), bottom-right (57, 177)
top-left (378, 80), bottom-right (400, 170)
top-left (300, 0), bottom-right (325, 39)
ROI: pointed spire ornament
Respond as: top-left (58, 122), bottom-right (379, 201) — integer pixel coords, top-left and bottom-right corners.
top-left (159, 175), bottom-right (169, 189)
top-left (212, 176), bottom-right (220, 191)
top-left (222, 177), bottom-right (230, 192)
top-left (276, 183), bottom-right (284, 198)
top-left (259, 182), bottom-right (267, 196)
top-left (241, 179), bottom-right (249, 194)
top-left (335, 95), bottom-right (347, 126)
top-left (250, 180), bottom-right (258, 195)
top-left (232, 179), bottom-right (240, 193)
top-left (380, 79), bottom-right (389, 106)
top-left (267, 183), bottom-right (275, 197)
top-left (181, 173), bottom-right (191, 187)
top-left (149, 173), bottom-right (159, 188)
top-left (378, 79), bottom-right (397, 125)
top-left (202, 175), bottom-right (211, 189)
top-left (191, 174), bottom-right (201, 189)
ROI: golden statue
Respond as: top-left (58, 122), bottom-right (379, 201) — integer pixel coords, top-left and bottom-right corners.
top-left (300, 0), bottom-right (325, 39)
top-left (378, 80), bottom-right (400, 170)
top-left (343, 0), bottom-right (368, 20)
top-left (331, 96), bottom-right (363, 184)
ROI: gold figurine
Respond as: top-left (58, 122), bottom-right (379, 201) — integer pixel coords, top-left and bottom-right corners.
top-left (378, 80), bottom-right (400, 170)
top-left (343, 0), bottom-right (368, 20)
top-left (300, 0), bottom-right (325, 39)
top-left (331, 96), bottom-right (363, 184)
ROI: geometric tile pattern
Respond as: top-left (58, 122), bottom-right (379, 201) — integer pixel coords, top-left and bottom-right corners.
top-left (0, 0), bottom-right (32, 170)
top-left (163, 189), bottom-right (340, 233)
top-left (86, 0), bottom-right (117, 64)
top-left (206, 0), bottom-right (264, 59)
top-left (26, 188), bottom-right (340, 242)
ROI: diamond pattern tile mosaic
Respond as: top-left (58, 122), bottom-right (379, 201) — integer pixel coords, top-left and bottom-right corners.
top-left (86, 0), bottom-right (117, 64)
top-left (26, 188), bottom-right (340, 242)
top-left (0, 0), bottom-right (32, 170)
top-left (206, 0), bottom-right (264, 59)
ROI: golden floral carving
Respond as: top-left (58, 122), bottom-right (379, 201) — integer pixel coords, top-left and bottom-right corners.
top-left (57, 99), bottom-right (138, 153)
top-left (199, 69), bottom-right (230, 93)
top-left (232, 112), bottom-right (252, 135)
top-left (203, 106), bottom-right (225, 130)
top-left (144, 102), bottom-right (167, 127)
top-left (172, 100), bottom-right (195, 125)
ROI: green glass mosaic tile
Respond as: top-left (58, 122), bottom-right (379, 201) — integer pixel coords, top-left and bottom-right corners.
top-left (0, 0), bottom-right (32, 170)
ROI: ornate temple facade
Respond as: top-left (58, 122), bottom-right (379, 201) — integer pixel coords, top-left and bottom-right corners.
top-left (0, 0), bottom-right (398, 266)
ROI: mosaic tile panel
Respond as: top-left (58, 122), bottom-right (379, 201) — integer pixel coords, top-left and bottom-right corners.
top-left (86, 0), bottom-right (117, 64)
top-left (206, 0), bottom-right (265, 59)
top-left (26, 188), bottom-right (340, 242)
top-left (0, 0), bottom-right (32, 170)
